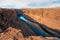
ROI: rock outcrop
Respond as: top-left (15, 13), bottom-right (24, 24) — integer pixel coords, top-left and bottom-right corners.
top-left (22, 8), bottom-right (60, 30)
top-left (0, 8), bottom-right (60, 40)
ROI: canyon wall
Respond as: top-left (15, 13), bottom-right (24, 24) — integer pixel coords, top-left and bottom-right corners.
top-left (22, 8), bottom-right (60, 30)
top-left (0, 8), bottom-right (60, 40)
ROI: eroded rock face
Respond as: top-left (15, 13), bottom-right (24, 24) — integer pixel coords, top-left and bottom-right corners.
top-left (0, 27), bottom-right (24, 40)
top-left (0, 8), bottom-right (60, 40)
top-left (22, 8), bottom-right (60, 30)
top-left (0, 8), bottom-right (37, 40)
top-left (1, 27), bottom-right (59, 40)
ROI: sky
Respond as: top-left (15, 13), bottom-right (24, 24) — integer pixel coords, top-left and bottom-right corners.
top-left (0, 0), bottom-right (60, 8)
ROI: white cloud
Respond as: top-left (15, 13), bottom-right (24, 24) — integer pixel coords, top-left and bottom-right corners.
top-left (0, 0), bottom-right (60, 8)
top-left (0, 0), bottom-right (29, 8)
top-left (28, 0), bottom-right (60, 8)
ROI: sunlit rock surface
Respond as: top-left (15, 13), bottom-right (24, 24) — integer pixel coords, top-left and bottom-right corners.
top-left (22, 8), bottom-right (60, 30)
top-left (0, 8), bottom-right (60, 40)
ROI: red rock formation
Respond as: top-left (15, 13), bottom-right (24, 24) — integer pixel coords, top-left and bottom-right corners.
top-left (22, 8), bottom-right (60, 30)
top-left (0, 8), bottom-right (60, 40)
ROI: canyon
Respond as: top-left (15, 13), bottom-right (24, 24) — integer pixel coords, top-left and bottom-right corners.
top-left (0, 8), bottom-right (60, 40)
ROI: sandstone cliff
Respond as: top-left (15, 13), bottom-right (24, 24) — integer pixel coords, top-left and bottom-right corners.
top-left (0, 8), bottom-right (60, 40)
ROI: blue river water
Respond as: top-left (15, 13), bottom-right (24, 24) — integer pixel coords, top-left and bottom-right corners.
top-left (19, 16), bottom-right (49, 37)
top-left (19, 16), bottom-right (28, 22)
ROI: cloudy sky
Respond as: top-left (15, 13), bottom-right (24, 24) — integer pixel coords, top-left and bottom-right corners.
top-left (0, 0), bottom-right (60, 8)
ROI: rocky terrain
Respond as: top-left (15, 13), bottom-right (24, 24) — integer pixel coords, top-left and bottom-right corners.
top-left (0, 8), bottom-right (60, 40)
top-left (22, 8), bottom-right (60, 30)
